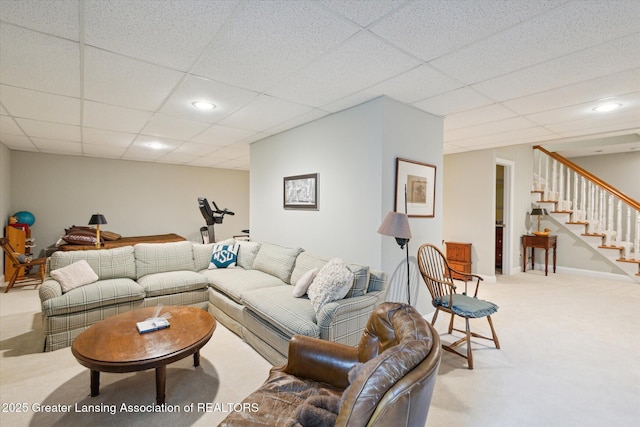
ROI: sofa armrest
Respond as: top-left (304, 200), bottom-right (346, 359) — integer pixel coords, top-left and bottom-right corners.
top-left (274, 334), bottom-right (358, 389)
top-left (316, 292), bottom-right (381, 344)
top-left (39, 279), bottom-right (62, 305)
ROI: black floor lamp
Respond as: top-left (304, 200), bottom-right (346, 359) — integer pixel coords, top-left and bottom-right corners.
top-left (377, 192), bottom-right (412, 304)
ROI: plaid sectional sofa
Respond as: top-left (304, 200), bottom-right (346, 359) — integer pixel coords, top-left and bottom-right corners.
top-left (200, 241), bottom-right (388, 366)
top-left (40, 240), bottom-right (388, 363)
top-left (39, 241), bottom-right (209, 351)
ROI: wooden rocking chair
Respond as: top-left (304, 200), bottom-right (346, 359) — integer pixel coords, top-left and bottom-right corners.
top-left (1, 237), bottom-right (46, 293)
top-left (417, 243), bottom-right (500, 369)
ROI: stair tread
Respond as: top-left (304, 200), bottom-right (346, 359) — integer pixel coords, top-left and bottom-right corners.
top-left (538, 200), bottom-right (558, 203)
top-left (599, 245), bottom-right (624, 250)
top-left (567, 221), bottom-right (588, 225)
top-left (530, 190), bottom-right (544, 194)
top-left (552, 210), bottom-right (573, 214)
top-left (617, 258), bottom-right (640, 264)
top-left (582, 233), bottom-right (604, 237)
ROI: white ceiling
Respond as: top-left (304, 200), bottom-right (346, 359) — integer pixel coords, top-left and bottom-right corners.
top-left (1, 0), bottom-right (639, 170)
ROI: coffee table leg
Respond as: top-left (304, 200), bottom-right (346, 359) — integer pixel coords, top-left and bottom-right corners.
top-left (155, 365), bottom-right (166, 404)
top-left (90, 370), bottom-right (100, 397)
top-left (193, 349), bottom-right (200, 367)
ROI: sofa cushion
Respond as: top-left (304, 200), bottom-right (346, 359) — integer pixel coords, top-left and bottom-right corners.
top-left (137, 271), bottom-right (209, 298)
top-left (49, 246), bottom-right (136, 280)
top-left (242, 285), bottom-right (320, 338)
top-left (193, 243), bottom-right (214, 271)
top-left (237, 241), bottom-right (261, 270)
top-left (290, 252), bottom-right (328, 286)
top-left (41, 278), bottom-right (145, 316)
top-left (345, 264), bottom-right (370, 298)
top-left (50, 260), bottom-right (99, 293)
top-left (292, 267), bottom-right (318, 298)
top-left (308, 258), bottom-right (354, 313)
top-left (134, 241), bottom-right (196, 277)
top-left (202, 268), bottom-right (286, 304)
top-left (209, 242), bottom-right (240, 269)
top-left (253, 243), bottom-right (303, 284)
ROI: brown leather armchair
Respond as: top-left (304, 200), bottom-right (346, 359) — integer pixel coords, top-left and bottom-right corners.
top-left (220, 302), bottom-right (442, 427)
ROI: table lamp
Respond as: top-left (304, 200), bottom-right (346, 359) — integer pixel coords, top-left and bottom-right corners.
top-left (88, 214), bottom-right (107, 249)
top-left (530, 207), bottom-right (548, 235)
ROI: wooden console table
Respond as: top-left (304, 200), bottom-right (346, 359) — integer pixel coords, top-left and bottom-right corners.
top-left (522, 234), bottom-right (557, 276)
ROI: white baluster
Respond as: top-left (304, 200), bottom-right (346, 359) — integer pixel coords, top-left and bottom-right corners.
top-left (580, 177), bottom-right (587, 222)
top-left (544, 155), bottom-right (550, 200)
top-left (616, 200), bottom-right (622, 245)
top-left (551, 159), bottom-right (558, 201)
top-left (598, 190), bottom-right (605, 234)
top-left (573, 171), bottom-right (579, 220)
top-left (635, 211), bottom-right (640, 260)
top-left (537, 150), bottom-right (542, 191)
top-left (621, 206), bottom-right (632, 259)
top-left (605, 194), bottom-right (615, 246)
top-left (558, 164), bottom-right (564, 211)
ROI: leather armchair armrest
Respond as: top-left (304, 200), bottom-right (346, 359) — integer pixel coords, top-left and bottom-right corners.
top-left (273, 334), bottom-right (359, 389)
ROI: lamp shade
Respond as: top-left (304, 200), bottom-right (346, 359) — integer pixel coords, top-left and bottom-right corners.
top-left (530, 208), bottom-right (548, 216)
top-left (377, 211), bottom-right (412, 239)
top-left (88, 214), bottom-right (108, 225)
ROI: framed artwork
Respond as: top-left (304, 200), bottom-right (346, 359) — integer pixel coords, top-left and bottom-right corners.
top-left (284, 173), bottom-right (318, 209)
top-left (395, 158), bottom-right (436, 217)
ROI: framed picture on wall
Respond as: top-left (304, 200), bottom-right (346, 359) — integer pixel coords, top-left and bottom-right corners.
top-left (395, 158), bottom-right (436, 217)
top-left (284, 173), bottom-right (318, 209)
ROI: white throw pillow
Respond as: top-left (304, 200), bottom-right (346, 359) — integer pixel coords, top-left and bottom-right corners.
top-left (292, 267), bottom-right (318, 298)
top-left (50, 260), bottom-right (99, 293)
top-left (308, 258), bottom-right (354, 313)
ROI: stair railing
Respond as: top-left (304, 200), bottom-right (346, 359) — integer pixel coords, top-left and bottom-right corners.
top-left (533, 146), bottom-right (640, 261)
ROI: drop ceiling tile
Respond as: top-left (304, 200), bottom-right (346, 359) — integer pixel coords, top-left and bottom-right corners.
top-left (431, 0), bottom-right (640, 84)
top-left (193, 0), bottom-right (359, 92)
top-left (503, 68), bottom-right (640, 115)
top-left (0, 115), bottom-right (23, 135)
top-left (159, 75), bottom-right (259, 123)
top-left (219, 95), bottom-right (313, 132)
top-left (209, 144), bottom-right (249, 159)
top-left (219, 156), bottom-right (250, 170)
top-left (446, 116), bottom-right (538, 142)
top-left (0, 25), bottom-right (80, 96)
top-left (444, 103), bottom-right (518, 131)
top-left (267, 31), bottom-right (420, 106)
top-left (122, 136), bottom-right (181, 161)
top-left (526, 92), bottom-right (640, 125)
top-left (0, 0), bottom-right (79, 40)
top-left (83, 47), bottom-right (184, 111)
top-left (84, 0), bottom-right (238, 70)
top-left (0, 134), bottom-right (36, 151)
top-left (82, 128), bottom-right (135, 148)
top-left (141, 115), bottom-right (211, 140)
top-left (0, 85), bottom-right (80, 125)
top-left (318, 0), bottom-right (407, 27)
top-left (545, 109), bottom-right (640, 134)
top-left (32, 137), bottom-right (82, 155)
top-left (412, 87), bottom-right (494, 117)
top-left (265, 109), bottom-right (330, 134)
top-left (191, 124), bottom-right (257, 146)
top-left (473, 33), bottom-right (640, 102)
top-left (449, 125), bottom-right (555, 147)
top-left (556, 121), bottom-right (640, 139)
top-left (156, 152), bottom-right (199, 165)
top-left (172, 142), bottom-right (219, 156)
top-left (82, 144), bottom-right (127, 158)
top-left (370, 0), bottom-right (562, 61)
top-left (83, 101), bottom-right (153, 134)
top-left (15, 118), bottom-right (80, 142)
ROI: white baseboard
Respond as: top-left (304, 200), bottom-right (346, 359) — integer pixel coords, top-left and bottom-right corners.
top-left (531, 263), bottom-right (635, 283)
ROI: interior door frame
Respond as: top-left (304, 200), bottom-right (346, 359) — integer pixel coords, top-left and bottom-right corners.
top-left (496, 157), bottom-right (514, 275)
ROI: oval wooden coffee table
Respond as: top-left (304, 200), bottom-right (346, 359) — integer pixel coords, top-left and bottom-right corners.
top-left (72, 306), bottom-right (216, 404)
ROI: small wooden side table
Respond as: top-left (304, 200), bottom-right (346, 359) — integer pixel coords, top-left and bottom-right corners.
top-left (522, 234), bottom-right (557, 276)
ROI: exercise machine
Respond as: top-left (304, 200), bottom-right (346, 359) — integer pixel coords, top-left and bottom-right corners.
top-left (198, 197), bottom-right (234, 243)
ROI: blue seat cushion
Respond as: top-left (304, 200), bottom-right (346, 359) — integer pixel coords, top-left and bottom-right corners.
top-left (435, 294), bottom-right (498, 318)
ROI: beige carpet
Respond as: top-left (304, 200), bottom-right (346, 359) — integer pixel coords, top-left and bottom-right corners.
top-left (1, 271), bottom-right (639, 426)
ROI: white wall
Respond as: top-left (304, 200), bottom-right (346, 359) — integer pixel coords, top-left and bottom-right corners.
top-left (250, 97), bottom-right (443, 314)
top-left (10, 152), bottom-right (250, 256)
top-left (0, 142), bottom-right (10, 280)
top-left (569, 152), bottom-right (640, 202)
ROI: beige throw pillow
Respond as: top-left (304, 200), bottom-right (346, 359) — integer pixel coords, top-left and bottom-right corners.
top-left (50, 260), bottom-right (99, 293)
top-left (308, 258), bottom-right (354, 313)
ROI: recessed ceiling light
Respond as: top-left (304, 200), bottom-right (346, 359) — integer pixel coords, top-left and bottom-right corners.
top-left (145, 142), bottom-right (165, 149)
top-left (192, 101), bottom-right (216, 110)
top-left (592, 103), bottom-right (622, 113)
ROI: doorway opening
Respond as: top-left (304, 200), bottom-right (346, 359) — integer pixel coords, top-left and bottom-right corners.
top-left (496, 158), bottom-right (514, 276)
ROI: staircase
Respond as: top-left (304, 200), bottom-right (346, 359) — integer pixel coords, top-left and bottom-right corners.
top-left (532, 146), bottom-right (640, 283)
